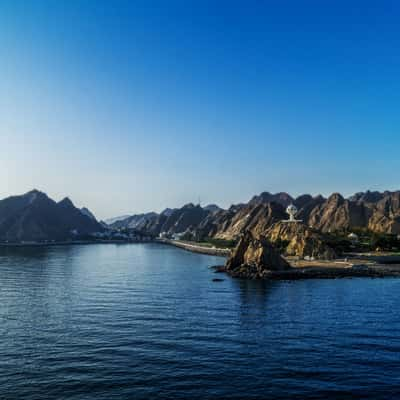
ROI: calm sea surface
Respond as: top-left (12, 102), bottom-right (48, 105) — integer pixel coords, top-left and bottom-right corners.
top-left (1, 243), bottom-right (400, 399)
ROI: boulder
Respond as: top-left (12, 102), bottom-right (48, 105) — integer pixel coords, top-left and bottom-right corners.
top-left (226, 231), bottom-right (291, 278)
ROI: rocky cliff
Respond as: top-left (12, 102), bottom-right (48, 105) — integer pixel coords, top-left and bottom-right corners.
top-left (265, 221), bottom-right (337, 260)
top-left (225, 231), bottom-right (291, 278)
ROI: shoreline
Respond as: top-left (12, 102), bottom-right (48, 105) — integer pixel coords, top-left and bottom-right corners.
top-left (157, 239), bottom-right (231, 257)
top-left (3, 239), bottom-right (400, 281)
top-left (0, 240), bottom-right (153, 248)
top-left (212, 263), bottom-right (400, 280)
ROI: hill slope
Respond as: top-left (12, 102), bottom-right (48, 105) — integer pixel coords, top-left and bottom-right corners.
top-left (0, 190), bottom-right (103, 242)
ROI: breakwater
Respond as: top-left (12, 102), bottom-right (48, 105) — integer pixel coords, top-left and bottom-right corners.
top-left (157, 239), bottom-right (231, 257)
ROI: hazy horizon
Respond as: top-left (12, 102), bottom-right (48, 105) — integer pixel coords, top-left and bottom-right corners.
top-left (2, 1), bottom-right (400, 219)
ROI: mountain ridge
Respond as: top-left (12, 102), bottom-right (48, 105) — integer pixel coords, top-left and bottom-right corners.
top-left (2, 189), bottom-right (400, 243)
top-left (106, 190), bottom-right (400, 239)
top-left (0, 190), bottom-right (104, 242)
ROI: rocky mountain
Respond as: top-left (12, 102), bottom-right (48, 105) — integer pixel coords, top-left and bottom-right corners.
top-left (107, 189), bottom-right (400, 240)
top-left (265, 221), bottom-right (337, 260)
top-left (303, 191), bottom-right (400, 234)
top-left (160, 208), bottom-right (176, 217)
top-left (307, 193), bottom-right (370, 233)
top-left (5, 188), bottom-right (398, 244)
top-left (109, 212), bottom-right (159, 230)
top-left (202, 190), bottom-right (400, 239)
top-left (249, 191), bottom-right (294, 207)
top-left (349, 190), bottom-right (386, 204)
top-left (203, 204), bottom-right (223, 213)
top-left (293, 194), bottom-right (326, 221)
top-left (368, 191), bottom-right (400, 234)
top-left (211, 202), bottom-right (287, 240)
top-left (108, 204), bottom-right (216, 237)
top-left (104, 215), bottom-right (131, 225)
top-left (0, 190), bottom-right (104, 242)
top-left (80, 207), bottom-right (96, 221)
top-left (157, 203), bottom-right (209, 236)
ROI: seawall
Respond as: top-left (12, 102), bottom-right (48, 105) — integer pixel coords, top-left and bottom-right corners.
top-left (157, 239), bottom-right (231, 257)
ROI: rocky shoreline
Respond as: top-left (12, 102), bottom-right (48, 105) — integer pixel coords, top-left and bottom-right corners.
top-left (217, 230), bottom-right (400, 280)
top-left (156, 237), bottom-right (400, 280)
top-left (212, 264), bottom-right (400, 280)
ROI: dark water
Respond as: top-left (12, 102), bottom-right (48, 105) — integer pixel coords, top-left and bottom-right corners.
top-left (1, 244), bottom-right (400, 399)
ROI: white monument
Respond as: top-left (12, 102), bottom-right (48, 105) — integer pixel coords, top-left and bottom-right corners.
top-left (283, 204), bottom-right (302, 223)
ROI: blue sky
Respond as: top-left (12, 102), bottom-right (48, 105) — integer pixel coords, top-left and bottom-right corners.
top-left (1, 0), bottom-right (399, 219)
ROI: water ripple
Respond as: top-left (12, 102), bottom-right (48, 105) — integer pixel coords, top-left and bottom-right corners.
top-left (1, 244), bottom-right (400, 399)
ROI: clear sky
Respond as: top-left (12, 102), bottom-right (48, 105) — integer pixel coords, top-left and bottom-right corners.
top-left (1, 0), bottom-right (399, 219)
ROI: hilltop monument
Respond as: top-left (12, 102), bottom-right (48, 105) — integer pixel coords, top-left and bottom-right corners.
top-left (283, 204), bottom-right (302, 223)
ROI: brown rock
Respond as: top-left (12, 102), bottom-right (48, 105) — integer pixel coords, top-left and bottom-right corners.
top-left (265, 221), bottom-right (336, 260)
top-left (368, 192), bottom-right (400, 234)
top-left (226, 231), bottom-right (291, 278)
top-left (307, 193), bottom-right (369, 233)
top-left (213, 202), bottom-right (287, 240)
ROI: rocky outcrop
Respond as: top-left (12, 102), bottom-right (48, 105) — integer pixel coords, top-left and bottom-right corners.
top-left (265, 221), bottom-right (337, 260)
top-left (225, 231), bottom-right (291, 278)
